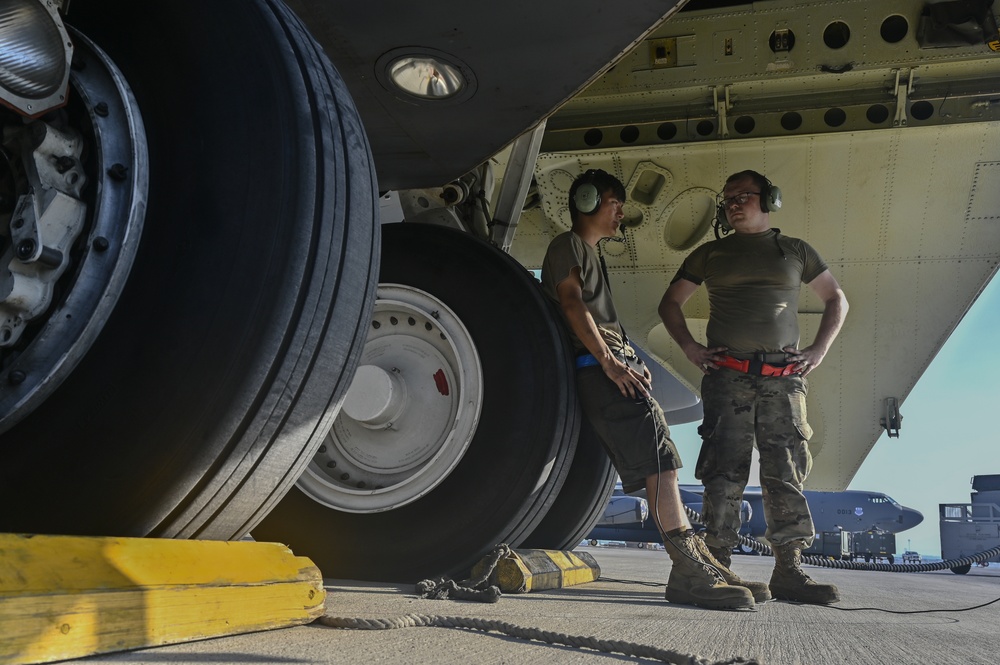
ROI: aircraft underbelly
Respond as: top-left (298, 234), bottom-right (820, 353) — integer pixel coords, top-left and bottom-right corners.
top-left (511, 122), bottom-right (1000, 490)
top-left (283, 0), bottom-right (684, 190)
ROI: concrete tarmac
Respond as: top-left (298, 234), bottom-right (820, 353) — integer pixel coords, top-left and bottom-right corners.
top-left (83, 545), bottom-right (1000, 665)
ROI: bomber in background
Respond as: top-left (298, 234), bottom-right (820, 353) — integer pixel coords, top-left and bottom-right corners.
top-left (587, 483), bottom-right (921, 551)
top-left (2, 0), bottom-right (999, 584)
top-left (586, 483), bottom-right (752, 547)
top-left (739, 487), bottom-right (923, 538)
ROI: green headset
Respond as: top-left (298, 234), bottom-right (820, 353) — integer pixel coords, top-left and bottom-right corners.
top-left (571, 169), bottom-right (606, 215)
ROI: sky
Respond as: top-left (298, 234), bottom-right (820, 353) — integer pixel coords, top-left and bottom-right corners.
top-left (668, 274), bottom-right (1000, 558)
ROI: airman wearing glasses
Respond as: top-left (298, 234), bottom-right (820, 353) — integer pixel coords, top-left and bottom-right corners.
top-left (658, 169), bottom-right (849, 605)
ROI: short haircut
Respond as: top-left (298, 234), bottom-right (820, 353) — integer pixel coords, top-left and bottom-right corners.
top-left (568, 168), bottom-right (627, 223)
top-left (725, 169), bottom-right (768, 192)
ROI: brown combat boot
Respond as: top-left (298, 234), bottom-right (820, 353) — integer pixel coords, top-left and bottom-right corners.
top-left (663, 530), bottom-right (755, 610)
top-left (769, 543), bottom-right (840, 604)
top-left (691, 535), bottom-right (772, 603)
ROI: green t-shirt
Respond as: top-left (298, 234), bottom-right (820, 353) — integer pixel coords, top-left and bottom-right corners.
top-left (674, 229), bottom-right (828, 353)
top-left (541, 231), bottom-right (628, 354)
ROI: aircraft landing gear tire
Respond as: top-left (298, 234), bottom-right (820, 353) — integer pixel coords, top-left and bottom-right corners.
top-left (521, 420), bottom-right (616, 550)
top-left (738, 542), bottom-right (757, 556)
top-left (256, 223), bottom-right (580, 582)
top-left (951, 564), bottom-right (971, 575)
top-left (0, 0), bottom-right (378, 539)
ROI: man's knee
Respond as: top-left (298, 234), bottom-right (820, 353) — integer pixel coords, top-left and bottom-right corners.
top-left (650, 468), bottom-right (678, 484)
top-left (703, 473), bottom-right (746, 499)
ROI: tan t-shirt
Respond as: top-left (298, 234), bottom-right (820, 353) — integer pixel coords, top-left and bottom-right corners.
top-left (674, 229), bottom-right (828, 353)
top-left (541, 231), bottom-right (628, 355)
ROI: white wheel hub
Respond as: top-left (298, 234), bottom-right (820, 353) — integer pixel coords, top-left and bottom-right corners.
top-left (341, 364), bottom-right (408, 427)
top-left (297, 283), bottom-right (483, 512)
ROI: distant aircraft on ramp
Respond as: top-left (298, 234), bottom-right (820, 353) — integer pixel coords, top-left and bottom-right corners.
top-left (587, 484), bottom-right (922, 549)
top-left (586, 484), bottom-right (751, 546)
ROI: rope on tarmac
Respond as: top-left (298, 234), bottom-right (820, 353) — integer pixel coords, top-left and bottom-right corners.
top-left (315, 613), bottom-right (759, 665)
top-left (319, 542), bottom-right (760, 664)
top-left (683, 506), bottom-right (1000, 572)
top-left (413, 543), bottom-right (508, 603)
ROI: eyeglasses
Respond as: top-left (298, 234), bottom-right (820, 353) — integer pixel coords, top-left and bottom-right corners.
top-left (721, 191), bottom-right (760, 207)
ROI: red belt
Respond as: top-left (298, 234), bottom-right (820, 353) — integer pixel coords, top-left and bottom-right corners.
top-left (715, 354), bottom-right (798, 377)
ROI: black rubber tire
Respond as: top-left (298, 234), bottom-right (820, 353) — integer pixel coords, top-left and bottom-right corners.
top-left (521, 419), bottom-right (616, 550)
top-left (0, 0), bottom-right (378, 539)
top-left (255, 223), bottom-right (579, 582)
top-left (951, 564), bottom-right (971, 575)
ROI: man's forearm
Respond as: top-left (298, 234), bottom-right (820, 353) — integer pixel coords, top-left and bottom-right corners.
top-left (658, 298), bottom-right (698, 354)
top-left (811, 291), bottom-right (848, 355)
top-left (562, 298), bottom-right (616, 365)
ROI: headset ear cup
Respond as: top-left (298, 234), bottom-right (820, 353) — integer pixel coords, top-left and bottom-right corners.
top-left (574, 183), bottom-right (601, 214)
top-left (759, 181), bottom-right (782, 212)
top-left (767, 185), bottom-right (782, 212)
top-left (716, 203), bottom-right (731, 232)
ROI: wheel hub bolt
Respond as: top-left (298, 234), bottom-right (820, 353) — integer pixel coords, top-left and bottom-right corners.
top-left (107, 163), bottom-right (128, 181)
top-left (15, 239), bottom-right (36, 261)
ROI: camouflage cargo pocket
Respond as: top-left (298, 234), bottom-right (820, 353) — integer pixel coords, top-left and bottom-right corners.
top-left (694, 417), bottom-right (720, 480)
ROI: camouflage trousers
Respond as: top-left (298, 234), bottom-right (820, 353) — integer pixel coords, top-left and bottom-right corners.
top-left (696, 368), bottom-right (815, 550)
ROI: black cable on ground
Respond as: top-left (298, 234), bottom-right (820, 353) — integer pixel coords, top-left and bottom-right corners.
top-left (683, 505), bottom-right (1000, 573)
top-left (598, 575), bottom-right (1000, 615)
top-left (802, 596), bottom-right (1000, 614)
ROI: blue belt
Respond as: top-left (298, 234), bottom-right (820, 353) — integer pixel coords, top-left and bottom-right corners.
top-left (575, 354), bottom-right (600, 369)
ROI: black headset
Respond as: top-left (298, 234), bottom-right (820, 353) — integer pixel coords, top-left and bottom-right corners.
top-left (714, 173), bottom-right (782, 235)
top-left (571, 169), bottom-right (604, 215)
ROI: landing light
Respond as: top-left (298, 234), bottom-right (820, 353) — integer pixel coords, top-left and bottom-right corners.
top-left (388, 55), bottom-right (464, 99)
top-left (0, 0), bottom-right (72, 117)
top-left (377, 47), bottom-right (475, 104)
